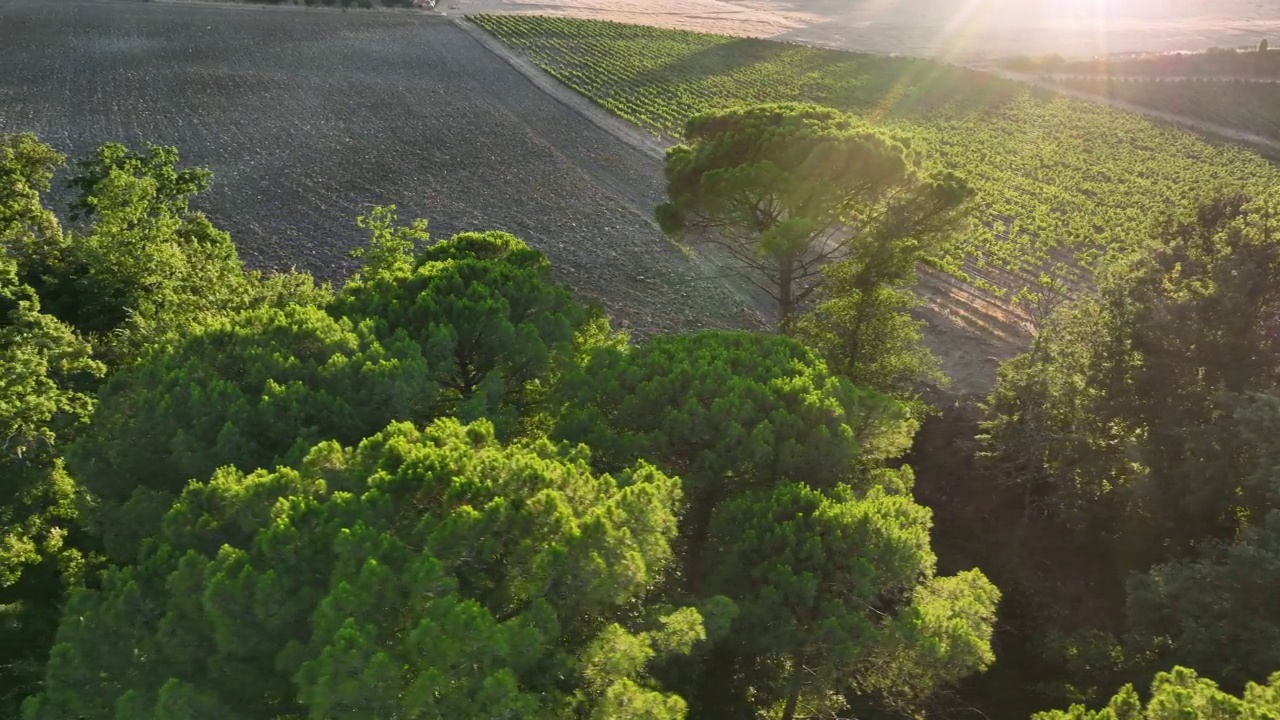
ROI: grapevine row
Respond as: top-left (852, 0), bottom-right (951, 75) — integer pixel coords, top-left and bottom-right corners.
top-left (474, 14), bottom-right (1280, 284)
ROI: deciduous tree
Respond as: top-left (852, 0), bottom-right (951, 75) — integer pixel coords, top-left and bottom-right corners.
top-left (0, 255), bottom-right (103, 716)
top-left (979, 193), bottom-right (1280, 707)
top-left (7, 139), bottom-right (326, 365)
top-left (1127, 510), bottom-right (1280, 690)
top-left (983, 193), bottom-right (1280, 564)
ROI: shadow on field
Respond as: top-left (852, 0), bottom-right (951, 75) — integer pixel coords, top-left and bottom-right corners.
top-left (911, 240), bottom-right (1092, 395)
top-left (627, 33), bottom-right (1034, 125)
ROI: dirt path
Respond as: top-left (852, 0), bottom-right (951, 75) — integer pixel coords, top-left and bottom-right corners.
top-left (6, 0), bottom-right (772, 340)
top-left (455, 17), bottom-right (778, 324)
top-left (993, 70), bottom-right (1280, 152)
top-left (462, 15), bottom-right (1034, 394)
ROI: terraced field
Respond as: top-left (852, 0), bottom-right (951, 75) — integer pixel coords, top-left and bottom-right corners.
top-left (0, 0), bottom-right (758, 336)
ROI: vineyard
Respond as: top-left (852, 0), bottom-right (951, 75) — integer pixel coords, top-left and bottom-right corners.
top-left (474, 15), bottom-right (1280, 282)
top-left (1048, 76), bottom-right (1280, 142)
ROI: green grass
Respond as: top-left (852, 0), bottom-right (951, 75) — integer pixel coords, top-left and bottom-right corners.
top-left (474, 15), bottom-right (1280, 278)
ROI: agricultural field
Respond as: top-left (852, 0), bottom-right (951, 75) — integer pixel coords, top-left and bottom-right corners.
top-left (0, 0), bottom-right (757, 336)
top-left (1047, 76), bottom-right (1280, 143)
top-left (474, 15), bottom-right (1280, 277)
top-left (448, 0), bottom-right (1280, 62)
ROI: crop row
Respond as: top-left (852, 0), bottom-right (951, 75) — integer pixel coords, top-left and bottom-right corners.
top-left (1050, 76), bottom-right (1280, 142)
top-left (475, 14), bottom-right (1280, 282)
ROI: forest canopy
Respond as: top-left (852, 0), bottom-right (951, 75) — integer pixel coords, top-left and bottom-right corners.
top-left (5, 110), bottom-right (1280, 720)
top-left (1, 132), bottom-right (997, 720)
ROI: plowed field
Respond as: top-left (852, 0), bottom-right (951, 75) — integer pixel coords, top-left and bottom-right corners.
top-left (0, 0), bottom-right (760, 335)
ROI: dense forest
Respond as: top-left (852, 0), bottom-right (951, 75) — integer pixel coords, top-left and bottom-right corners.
top-left (4, 101), bottom-right (1280, 720)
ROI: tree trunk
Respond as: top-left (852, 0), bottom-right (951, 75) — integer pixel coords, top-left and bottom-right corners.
top-left (779, 663), bottom-right (803, 720)
top-left (682, 491), bottom-right (718, 595)
top-left (841, 286), bottom-right (876, 383)
top-left (778, 253), bottom-right (796, 331)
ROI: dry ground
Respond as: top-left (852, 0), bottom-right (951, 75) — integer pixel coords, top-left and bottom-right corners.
top-left (1, 0), bottom-right (1086, 393)
top-left (443, 0), bottom-right (1280, 61)
top-left (0, 0), bottom-right (762, 338)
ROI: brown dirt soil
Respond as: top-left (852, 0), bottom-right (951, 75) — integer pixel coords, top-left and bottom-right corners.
top-left (1, 0), bottom-right (763, 340)
top-left (2, 0), bottom-right (1093, 394)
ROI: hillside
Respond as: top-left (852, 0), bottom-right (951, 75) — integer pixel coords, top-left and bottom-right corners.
top-left (0, 0), bottom-right (759, 336)
top-left (445, 0), bottom-right (1280, 61)
top-left (475, 16), bottom-right (1280, 273)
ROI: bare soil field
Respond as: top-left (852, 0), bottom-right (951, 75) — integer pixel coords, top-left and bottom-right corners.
top-left (0, 0), bottom-right (761, 337)
top-left (443, 0), bottom-right (1280, 61)
top-left (0, 0), bottom-right (1057, 393)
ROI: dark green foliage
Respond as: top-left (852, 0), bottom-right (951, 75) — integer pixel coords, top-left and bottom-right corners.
top-left (1034, 666), bottom-right (1280, 720)
top-left (0, 134), bottom-right (106, 713)
top-left (0, 255), bottom-right (100, 584)
top-left (554, 330), bottom-right (915, 596)
top-left (337, 217), bottom-right (596, 434)
top-left (0, 133), bottom-right (334, 714)
top-left (705, 483), bottom-right (998, 718)
top-left (25, 419), bottom-right (695, 720)
top-left (5, 139), bottom-right (326, 365)
top-left (555, 332), bottom-right (916, 547)
top-left (979, 193), bottom-right (1280, 703)
top-left (793, 261), bottom-right (944, 399)
top-left (67, 305), bottom-right (438, 559)
top-left (0, 133), bottom-right (1045, 719)
top-left (69, 207), bottom-right (597, 559)
top-left (0, 255), bottom-right (103, 715)
top-left (657, 104), bottom-right (968, 326)
top-left (984, 194), bottom-right (1280, 560)
top-left (70, 305), bottom-right (435, 503)
top-left (1127, 511), bottom-right (1280, 690)
top-left (555, 331), bottom-right (996, 717)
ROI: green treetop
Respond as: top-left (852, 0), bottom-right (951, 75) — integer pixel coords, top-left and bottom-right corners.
top-left (5, 138), bottom-right (325, 366)
top-left (0, 253), bottom-right (104, 713)
top-left (1035, 666), bottom-right (1280, 720)
top-left (554, 331), bottom-right (996, 717)
top-left (26, 419), bottom-right (698, 720)
top-left (554, 331), bottom-right (917, 589)
top-left (336, 214), bottom-right (604, 435)
top-left (705, 483), bottom-right (998, 719)
top-left (657, 103), bottom-right (969, 326)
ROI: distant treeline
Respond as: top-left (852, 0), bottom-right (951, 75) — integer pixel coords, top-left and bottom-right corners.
top-left (1004, 43), bottom-right (1280, 78)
